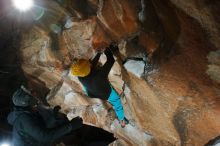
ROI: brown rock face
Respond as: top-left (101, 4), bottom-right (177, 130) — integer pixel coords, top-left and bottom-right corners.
top-left (18, 0), bottom-right (220, 145)
top-left (97, 0), bottom-right (139, 40)
top-left (169, 0), bottom-right (220, 49)
top-left (207, 50), bottom-right (220, 84)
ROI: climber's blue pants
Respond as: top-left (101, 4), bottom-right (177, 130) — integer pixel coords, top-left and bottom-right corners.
top-left (108, 88), bottom-right (125, 121)
top-left (83, 86), bottom-right (125, 121)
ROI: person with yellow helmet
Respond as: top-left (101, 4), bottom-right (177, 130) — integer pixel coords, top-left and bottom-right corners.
top-left (71, 44), bottom-right (129, 128)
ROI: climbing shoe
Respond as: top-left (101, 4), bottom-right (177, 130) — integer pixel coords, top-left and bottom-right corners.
top-left (120, 117), bottom-right (129, 128)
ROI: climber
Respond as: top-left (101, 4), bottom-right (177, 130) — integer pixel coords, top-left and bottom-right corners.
top-left (7, 86), bottom-right (83, 146)
top-left (71, 44), bottom-right (129, 128)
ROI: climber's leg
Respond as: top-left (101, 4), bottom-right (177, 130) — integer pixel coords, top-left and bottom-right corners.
top-left (108, 88), bottom-right (128, 127)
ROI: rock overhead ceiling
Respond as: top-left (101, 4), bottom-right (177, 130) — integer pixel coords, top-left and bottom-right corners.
top-left (14, 0), bottom-right (220, 145)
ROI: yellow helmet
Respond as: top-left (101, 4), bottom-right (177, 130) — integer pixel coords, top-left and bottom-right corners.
top-left (71, 59), bottom-right (91, 77)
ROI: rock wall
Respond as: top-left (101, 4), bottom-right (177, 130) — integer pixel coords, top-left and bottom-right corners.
top-left (19, 0), bottom-right (220, 145)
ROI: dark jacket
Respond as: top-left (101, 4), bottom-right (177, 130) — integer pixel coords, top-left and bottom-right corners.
top-left (7, 106), bottom-right (72, 146)
top-left (78, 48), bottom-right (115, 100)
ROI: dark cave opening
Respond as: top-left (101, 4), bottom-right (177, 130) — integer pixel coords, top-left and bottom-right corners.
top-left (56, 125), bottom-right (116, 146)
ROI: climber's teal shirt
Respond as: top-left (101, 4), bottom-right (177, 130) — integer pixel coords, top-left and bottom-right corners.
top-left (78, 48), bottom-right (125, 120)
